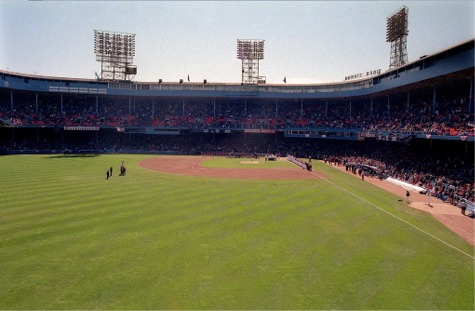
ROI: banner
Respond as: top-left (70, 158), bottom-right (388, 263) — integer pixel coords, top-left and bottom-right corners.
top-left (64, 126), bottom-right (99, 131)
top-left (244, 129), bottom-right (276, 134)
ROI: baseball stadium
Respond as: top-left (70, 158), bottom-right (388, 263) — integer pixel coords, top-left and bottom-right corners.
top-left (1, 3), bottom-right (474, 310)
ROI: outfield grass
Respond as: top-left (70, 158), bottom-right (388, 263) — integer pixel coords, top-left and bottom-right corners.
top-left (201, 156), bottom-right (295, 169)
top-left (0, 154), bottom-right (473, 309)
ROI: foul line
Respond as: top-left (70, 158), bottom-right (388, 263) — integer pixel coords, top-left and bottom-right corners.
top-left (288, 159), bottom-right (474, 260)
top-left (310, 170), bottom-right (474, 260)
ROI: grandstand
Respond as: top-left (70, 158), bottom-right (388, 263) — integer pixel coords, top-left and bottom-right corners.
top-left (0, 39), bottom-right (474, 208)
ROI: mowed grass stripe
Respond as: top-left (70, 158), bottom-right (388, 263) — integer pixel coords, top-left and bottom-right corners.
top-left (0, 155), bottom-right (473, 309)
top-left (0, 177), bottom-right (161, 227)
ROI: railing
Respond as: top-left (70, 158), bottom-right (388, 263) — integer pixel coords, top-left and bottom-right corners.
top-left (107, 79), bottom-right (373, 94)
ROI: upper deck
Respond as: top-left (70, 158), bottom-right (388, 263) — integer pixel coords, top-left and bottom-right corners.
top-left (1, 39), bottom-right (473, 100)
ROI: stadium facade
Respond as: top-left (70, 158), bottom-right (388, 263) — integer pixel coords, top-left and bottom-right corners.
top-left (0, 39), bottom-right (473, 155)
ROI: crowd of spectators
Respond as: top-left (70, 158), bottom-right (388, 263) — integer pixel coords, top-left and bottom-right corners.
top-left (1, 94), bottom-right (473, 137)
top-left (316, 141), bottom-right (474, 210)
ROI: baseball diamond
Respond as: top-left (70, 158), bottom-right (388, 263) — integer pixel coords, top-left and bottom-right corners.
top-left (0, 5), bottom-right (474, 309)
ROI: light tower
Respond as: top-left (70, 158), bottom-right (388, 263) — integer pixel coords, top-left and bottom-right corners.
top-left (94, 30), bottom-right (137, 81)
top-left (386, 6), bottom-right (409, 69)
top-left (237, 39), bottom-right (265, 85)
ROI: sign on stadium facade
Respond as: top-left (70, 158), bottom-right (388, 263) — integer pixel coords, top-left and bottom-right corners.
top-left (344, 69), bottom-right (382, 81)
top-left (244, 129), bottom-right (276, 134)
top-left (64, 126), bottom-right (100, 131)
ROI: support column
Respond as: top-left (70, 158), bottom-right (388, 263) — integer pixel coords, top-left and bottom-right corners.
top-left (370, 98), bottom-right (373, 116)
top-left (387, 96), bottom-right (390, 115)
top-left (349, 100), bottom-right (352, 118)
top-left (128, 97), bottom-right (131, 115)
top-left (406, 91), bottom-right (410, 113)
top-left (35, 92), bottom-right (39, 113)
top-left (469, 76), bottom-right (474, 114)
top-left (96, 96), bottom-right (99, 114)
top-left (464, 142), bottom-right (468, 162)
top-left (325, 101), bottom-right (328, 119)
top-left (10, 90), bottom-right (13, 111)
top-left (60, 94), bottom-right (64, 114)
top-left (432, 85), bottom-right (438, 114)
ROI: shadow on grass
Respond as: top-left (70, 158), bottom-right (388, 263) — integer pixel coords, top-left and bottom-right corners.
top-left (45, 153), bottom-right (101, 159)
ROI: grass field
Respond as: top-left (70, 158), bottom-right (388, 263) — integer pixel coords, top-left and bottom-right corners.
top-left (201, 156), bottom-right (295, 169)
top-left (0, 154), bottom-right (473, 309)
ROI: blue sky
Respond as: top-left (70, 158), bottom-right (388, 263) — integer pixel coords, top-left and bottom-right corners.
top-left (1, 1), bottom-right (473, 84)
